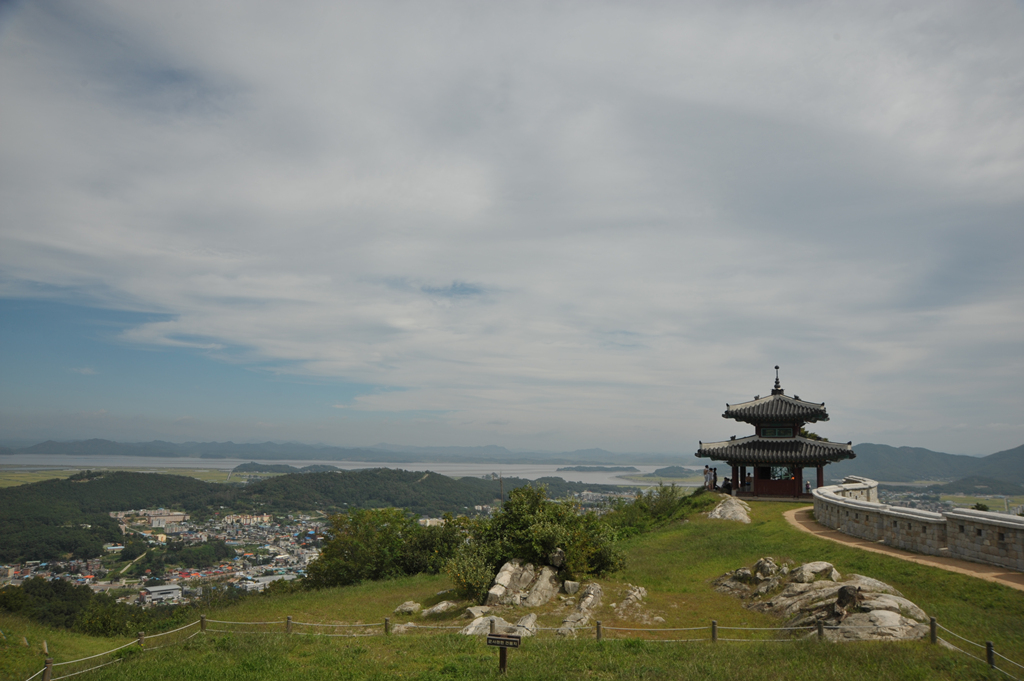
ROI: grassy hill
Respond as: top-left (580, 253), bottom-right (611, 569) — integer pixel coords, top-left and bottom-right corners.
top-left (3, 500), bottom-right (1022, 680)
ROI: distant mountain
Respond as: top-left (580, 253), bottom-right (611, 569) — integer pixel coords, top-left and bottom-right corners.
top-left (20, 439), bottom-right (185, 457)
top-left (883, 476), bottom-right (1024, 496)
top-left (972, 444), bottom-right (1024, 480)
top-left (372, 443), bottom-right (515, 457)
top-left (21, 439), bottom-right (1022, 476)
top-left (4, 439), bottom-right (681, 465)
top-left (645, 466), bottom-right (698, 478)
top-left (827, 443), bottom-right (1024, 485)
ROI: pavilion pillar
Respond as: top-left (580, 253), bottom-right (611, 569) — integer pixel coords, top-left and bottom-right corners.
top-left (731, 465), bottom-right (738, 494)
top-left (794, 467), bottom-right (803, 497)
top-left (752, 466), bottom-right (759, 496)
top-left (816, 465), bottom-right (824, 488)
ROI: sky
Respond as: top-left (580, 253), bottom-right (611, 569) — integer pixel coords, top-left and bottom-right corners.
top-left (1, 1), bottom-right (1022, 456)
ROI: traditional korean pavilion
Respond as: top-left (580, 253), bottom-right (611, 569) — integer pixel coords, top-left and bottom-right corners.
top-left (696, 367), bottom-right (855, 497)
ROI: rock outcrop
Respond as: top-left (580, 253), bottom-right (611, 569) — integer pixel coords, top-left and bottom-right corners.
top-left (523, 566), bottom-right (560, 607)
top-left (485, 560), bottom-right (523, 606)
top-left (615, 584), bottom-right (647, 613)
top-left (557, 582), bottom-right (602, 637)
top-left (485, 559), bottom-right (561, 608)
top-left (394, 601), bottom-right (421, 615)
top-left (421, 600), bottom-right (458, 617)
top-left (790, 561), bottom-right (841, 583)
top-left (707, 496), bottom-right (751, 524)
top-left (461, 616), bottom-right (512, 635)
top-left (460, 614), bottom-right (539, 637)
top-left (714, 558), bottom-right (930, 642)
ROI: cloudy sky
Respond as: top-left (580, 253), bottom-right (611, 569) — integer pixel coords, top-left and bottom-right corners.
top-left (1, 1), bottom-right (1022, 455)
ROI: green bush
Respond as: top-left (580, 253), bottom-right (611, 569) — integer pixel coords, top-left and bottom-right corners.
top-left (305, 508), bottom-right (422, 588)
top-left (402, 514), bottom-right (473, 575)
top-left (604, 485), bottom-right (715, 537)
top-left (443, 545), bottom-right (494, 602)
top-left (480, 485), bottom-right (623, 581)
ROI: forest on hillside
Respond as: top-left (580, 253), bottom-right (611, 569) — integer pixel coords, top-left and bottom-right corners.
top-left (0, 469), bottom-right (629, 562)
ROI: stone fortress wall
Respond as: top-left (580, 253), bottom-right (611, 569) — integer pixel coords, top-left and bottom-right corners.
top-left (813, 476), bottom-right (1024, 572)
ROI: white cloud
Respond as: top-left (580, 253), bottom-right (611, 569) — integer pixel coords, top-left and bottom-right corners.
top-left (1, 2), bottom-right (1022, 453)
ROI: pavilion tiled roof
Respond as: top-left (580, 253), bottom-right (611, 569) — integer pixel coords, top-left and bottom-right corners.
top-left (695, 436), bottom-right (854, 465)
top-left (723, 393), bottom-right (829, 425)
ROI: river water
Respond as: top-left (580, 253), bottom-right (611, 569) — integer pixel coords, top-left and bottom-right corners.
top-left (0, 454), bottom-right (702, 487)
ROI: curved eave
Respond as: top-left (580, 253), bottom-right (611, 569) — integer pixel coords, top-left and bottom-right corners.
top-left (722, 394), bottom-right (829, 425)
top-left (695, 436), bottom-right (854, 465)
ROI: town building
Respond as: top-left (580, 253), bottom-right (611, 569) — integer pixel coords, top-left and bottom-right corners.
top-left (138, 584), bottom-right (182, 604)
top-left (696, 367), bottom-right (856, 498)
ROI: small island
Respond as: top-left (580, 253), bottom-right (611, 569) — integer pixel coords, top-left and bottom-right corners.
top-left (555, 465), bottom-right (640, 473)
top-left (643, 465), bottom-right (697, 478)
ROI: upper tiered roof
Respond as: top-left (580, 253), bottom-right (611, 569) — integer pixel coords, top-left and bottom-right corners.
top-left (696, 436), bottom-right (853, 465)
top-left (723, 367), bottom-right (829, 425)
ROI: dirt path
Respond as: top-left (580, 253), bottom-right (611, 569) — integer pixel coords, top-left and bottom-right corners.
top-left (783, 506), bottom-right (1024, 592)
top-left (120, 550), bottom-right (148, 575)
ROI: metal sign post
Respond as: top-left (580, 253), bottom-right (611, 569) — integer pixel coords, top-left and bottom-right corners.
top-left (486, 634), bottom-right (521, 674)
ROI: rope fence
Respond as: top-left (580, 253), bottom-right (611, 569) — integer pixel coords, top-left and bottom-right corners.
top-left (18, 614), bottom-right (1023, 681)
top-left (933, 621), bottom-right (1022, 681)
top-left (996, 651), bottom-right (1024, 672)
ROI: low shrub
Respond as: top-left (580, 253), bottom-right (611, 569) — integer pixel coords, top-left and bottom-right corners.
top-left (443, 546), bottom-right (494, 602)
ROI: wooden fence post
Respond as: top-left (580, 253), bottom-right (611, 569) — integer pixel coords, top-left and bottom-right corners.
top-left (201, 615), bottom-right (207, 633)
top-left (41, 658), bottom-right (52, 681)
top-left (385, 618), bottom-right (391, 636)
top-left (286, 616), bottom-right (292, 634)
top-left (489, 618), bottom-right (496, 635)
top-left (137, 631), bottom-right (145, 647)
top-left (817, 621), bottom-right (824, 640)
top-left (987, 642), bottom-right (995, 669)
top-left (596, 621), bottom-right (602, 641)
top-left (711, 621), bottom-right (717, 643)
top-left (929, 617), bottom-right (936, 644)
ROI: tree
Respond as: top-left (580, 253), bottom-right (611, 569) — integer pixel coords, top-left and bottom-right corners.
top-left (304, 508), bottom-right (421, 588)
top-left (479, 485), bottom-right (622, 580)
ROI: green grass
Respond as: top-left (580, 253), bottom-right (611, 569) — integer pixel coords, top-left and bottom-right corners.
top-left (3, 498), bottom-right (1022, 681)
top-left (51, 634), bottom-right (1005, 681)
top-left (0, 613), bottom-right (137, 680)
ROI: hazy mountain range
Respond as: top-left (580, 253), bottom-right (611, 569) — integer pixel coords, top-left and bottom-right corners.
top-left (828, 443), bottom-right (1024, 485)
top-left (2, 439), bottom-right (1022, 487)
top-left (0, 439), bottom-right (681, 465)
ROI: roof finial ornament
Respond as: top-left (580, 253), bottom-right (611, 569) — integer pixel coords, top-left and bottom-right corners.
top-left (772, 365), bottom-right (784, 395)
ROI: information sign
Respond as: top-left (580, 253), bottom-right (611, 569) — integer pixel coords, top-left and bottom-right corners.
top-left (486, 634), bottom-right (521, 648)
